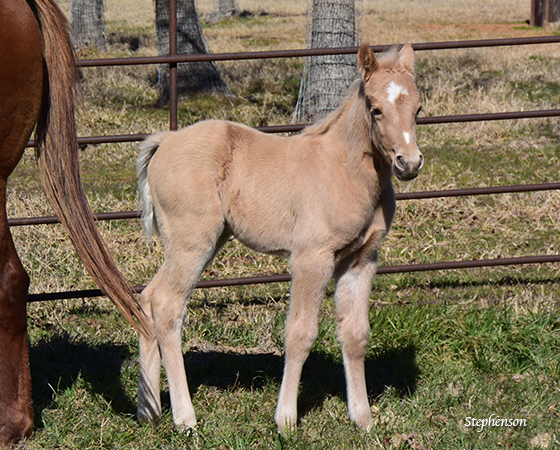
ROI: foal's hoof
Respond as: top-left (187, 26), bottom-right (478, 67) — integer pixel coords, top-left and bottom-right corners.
top-left (353, 413), bottom-right (373, 432)
top-left (173, 412), bottom-right (197, 431)
top-left (137, 412), bottom-right (159, 426)
top-left (137, 405), bottom-right (161, 425)
top-left (349, 405), bottom-right (373, 431)
top-left (175, 422), bottom-right (199, 438)
top-left (275, 411), bottom-right (297, 433)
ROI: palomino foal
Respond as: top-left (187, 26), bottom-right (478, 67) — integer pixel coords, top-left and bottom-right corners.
top-left (136, 43), bottom-right (423, 431)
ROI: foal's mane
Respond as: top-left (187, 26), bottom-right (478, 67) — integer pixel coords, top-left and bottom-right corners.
top-left (301, 46), bottom-right (400, 137)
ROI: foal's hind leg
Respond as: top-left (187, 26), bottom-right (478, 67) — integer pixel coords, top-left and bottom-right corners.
top-left (138, 223), bottom-right (231, 429)
top-left (334, 255), bottom-right (378, 431)
top-left (275, 250), bottom-right (334, 430)
top-left (137, 275), bottom-right (162, 424)
top-left (140, 262), bottom-right (198, 428)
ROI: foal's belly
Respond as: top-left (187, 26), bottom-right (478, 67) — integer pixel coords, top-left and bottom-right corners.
top-left (224, 200), bottom-right (293, 258)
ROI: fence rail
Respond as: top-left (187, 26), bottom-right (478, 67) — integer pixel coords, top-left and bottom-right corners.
top-left (15, 15), bottom-right (560, 302)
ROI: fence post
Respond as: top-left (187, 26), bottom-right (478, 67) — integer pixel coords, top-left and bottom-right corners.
top-left (169, 0), bottom-right (178, 131)
top-left (532, 0), bottom-right (545, 26)
top-left (532, 0), bottom-right (560, 26)
top-left (550, 0), bottom-right (560, 22)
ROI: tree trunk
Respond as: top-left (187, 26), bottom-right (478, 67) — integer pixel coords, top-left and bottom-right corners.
top-left (295, 0), bottom-right (359, 122)
top-left (71, 0), bottom-right (107, 50)
top-left (155, 0), bottom-right (231, 103)
top-left (205, 0), bottom-right (240, 24)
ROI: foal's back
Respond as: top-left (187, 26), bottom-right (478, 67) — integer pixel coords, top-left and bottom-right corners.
top-left (144, 119), bottom-right (380, 256)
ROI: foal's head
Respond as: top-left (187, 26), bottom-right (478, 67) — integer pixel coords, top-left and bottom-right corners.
top-left (358, 43), bottom-right (423, 181)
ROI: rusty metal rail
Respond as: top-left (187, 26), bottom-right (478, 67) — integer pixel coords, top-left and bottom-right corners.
top-left (25, 108), bottom-right (560, 148)
top-left (27, 254), bottom-right (560, 303)
top-left (9, 182), bottom-right (560, 227)
top-left (76, 35), bottom-right (560, 67)
top-left (15, 26), bottom-right (560, 302)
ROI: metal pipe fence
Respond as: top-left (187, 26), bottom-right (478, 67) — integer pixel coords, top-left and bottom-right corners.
top-left (16, 3), bottom-right (560, 301)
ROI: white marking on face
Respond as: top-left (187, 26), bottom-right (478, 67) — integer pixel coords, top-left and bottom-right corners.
top-left (403, 132), bottom-right (410, 144)
top-left (386, 81), bottom-right (408, 104)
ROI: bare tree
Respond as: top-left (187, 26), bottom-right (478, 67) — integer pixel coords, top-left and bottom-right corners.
top-left (155, 0), bottom-right (231, 102)
top-left (294, 0), bottom-right (361, 122)
top-left (71, 0), bottom-right (107, 50)
top-left (205, 0), bottom-right (240, 24)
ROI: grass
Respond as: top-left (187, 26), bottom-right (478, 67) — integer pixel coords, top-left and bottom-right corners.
top-left (8, 0), bottom-right (560, 448)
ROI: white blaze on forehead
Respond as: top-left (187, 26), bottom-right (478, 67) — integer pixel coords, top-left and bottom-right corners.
top-left (386, 81), bottom-right (408, 104)
top-left (403, 132), bottom-right (411, 144)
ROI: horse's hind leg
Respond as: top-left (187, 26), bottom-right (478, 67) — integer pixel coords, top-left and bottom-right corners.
top-left (275, 250), bottom-right (334, 430)
top-left (0, 4), bottom-right (43, 443)
top-left (333, 255), bottom-right (378, 431)
top-left (0, 187), bottom-right (32, 444)
top-left (138, 221), bottom-right (231, 428)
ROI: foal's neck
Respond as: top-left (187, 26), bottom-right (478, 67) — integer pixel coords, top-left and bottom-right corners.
top-left (330, 84), bottom-right (374, 169)
top-left (324, 83), bottom-right (393, 193)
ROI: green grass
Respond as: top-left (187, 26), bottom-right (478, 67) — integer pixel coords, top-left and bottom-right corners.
top-left (8, 3), bottom-right (560, 449)
top-left (20, 286), bottom-right (560, 449)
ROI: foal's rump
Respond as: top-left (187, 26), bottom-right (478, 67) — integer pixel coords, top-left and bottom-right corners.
top-left (138, 122), bottom-right (231, 238)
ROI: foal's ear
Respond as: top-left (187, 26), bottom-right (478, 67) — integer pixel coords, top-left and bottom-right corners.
top-left (398, 42), bottom-right (415, 76)
top-left (358, 44), bottom-right (378, 82)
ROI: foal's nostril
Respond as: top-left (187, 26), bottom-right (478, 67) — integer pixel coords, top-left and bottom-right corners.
top-left (395, 155), bottom-right (406, 171)
top-left (418, 153), bottom-right (424, 170)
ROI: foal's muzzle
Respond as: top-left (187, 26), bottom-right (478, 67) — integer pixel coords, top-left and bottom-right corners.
top-left (393, 152), bottom-right (424, 181)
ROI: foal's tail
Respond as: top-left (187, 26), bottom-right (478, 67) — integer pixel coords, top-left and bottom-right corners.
top-left (137, 134), bottom-right (166, 239)
top-left (30, 0), bottom-right (151, 337)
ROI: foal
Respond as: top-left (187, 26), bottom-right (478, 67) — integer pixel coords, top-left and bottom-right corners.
top-left (136, 43), bottom-right (423, 431)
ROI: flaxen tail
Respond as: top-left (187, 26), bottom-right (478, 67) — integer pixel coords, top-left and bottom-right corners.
top-left (137, 133), bottom-right (167, 239)
top-left (31, 0), bottom-right (151, 337)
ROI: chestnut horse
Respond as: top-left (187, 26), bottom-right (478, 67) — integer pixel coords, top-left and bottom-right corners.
top-left (136, 43), bottom-right (423, 431)
top-left (0, 0), bottom-right (149, 446)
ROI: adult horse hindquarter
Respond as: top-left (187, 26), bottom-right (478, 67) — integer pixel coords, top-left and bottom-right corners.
top-left (0, 0), bottom-right (150, 446)
top-left (137, 43), bottom-right (423, 431)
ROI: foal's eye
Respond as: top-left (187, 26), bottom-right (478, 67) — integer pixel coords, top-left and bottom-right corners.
top-left (416, 106), bottom-right (423, 116)
top-left (372, 107), bottom-right (383, 117)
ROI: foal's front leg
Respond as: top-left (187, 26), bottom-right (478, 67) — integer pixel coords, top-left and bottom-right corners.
top-left (334, 255), bottom-right (378, 431)
top-left (275, 251), bottom-right (334, 430)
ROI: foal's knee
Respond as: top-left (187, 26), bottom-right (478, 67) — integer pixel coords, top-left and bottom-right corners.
top-left (338, 316), bottom-right (370, 359)
top-left (285, 320), bottom-right (318, 360)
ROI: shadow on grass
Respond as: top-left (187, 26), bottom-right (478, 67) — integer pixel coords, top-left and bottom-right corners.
top-left (183, 343), bottom-right (419, 422)
top-left (29, 333), bottom-right (134, 429)
top-left (29, 333), bottom-right (418, 428)
top-left (425, 273), bottom-right (560, 291)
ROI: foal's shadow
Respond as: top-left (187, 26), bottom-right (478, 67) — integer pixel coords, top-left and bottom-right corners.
top-left (29, 333), bottom-right (134, 428)
top-left (183, 343), bottom-right (419, 421)
top-left (28, 334), bottom-right (419, 427)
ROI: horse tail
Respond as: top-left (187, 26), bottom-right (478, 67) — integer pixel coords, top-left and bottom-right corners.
top-left (30, 0), bottom-right (151, 337)
top-left (137, 134), bottom-right (167, 239)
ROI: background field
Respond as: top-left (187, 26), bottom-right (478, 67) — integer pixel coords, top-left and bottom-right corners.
top-left (9, 0), bottom-right (560, 448)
